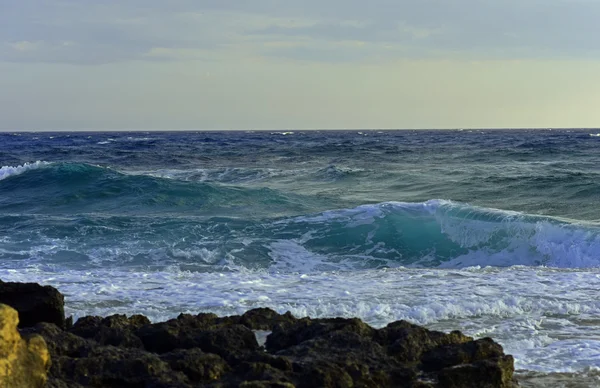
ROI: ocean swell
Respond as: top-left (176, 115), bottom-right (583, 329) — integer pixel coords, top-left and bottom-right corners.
top-left (276, 200), bottom-right (600, 269)
top-left (0, 162), bottom-right (316, 216)
top-left (1, 196), bottom-right (600, 270)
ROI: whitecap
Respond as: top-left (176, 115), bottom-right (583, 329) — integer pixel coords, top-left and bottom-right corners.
top-left (0, 161), bottom-right (50, 181)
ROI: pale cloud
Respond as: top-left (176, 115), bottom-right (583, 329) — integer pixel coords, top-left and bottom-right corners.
top-left (1, 1), bottom-right (599, 130)
top-left (8, 40), bottom-right (41, 52)
top-left (1, 0), bottom-right (599, 65)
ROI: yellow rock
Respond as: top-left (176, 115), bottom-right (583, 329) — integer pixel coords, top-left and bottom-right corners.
top-left (0, 304), bottom-right (49, 387)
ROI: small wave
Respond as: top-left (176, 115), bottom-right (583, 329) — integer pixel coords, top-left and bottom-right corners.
top-left (312, 165), bottom-right (364, 181)
top-left (127, 167), bottom-right (298, 184)
top-left (0, 161), bottom-right (50, 181)
top-left (97, 138), bottom-right (115, 145)
top-left (589, 133), bottom-right (600, 137)
top-left (127, 137), bottom-right (155, 141)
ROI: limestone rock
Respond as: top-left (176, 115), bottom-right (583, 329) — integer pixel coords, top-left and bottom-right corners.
top-left (0, 304), bottom-right (50, 388)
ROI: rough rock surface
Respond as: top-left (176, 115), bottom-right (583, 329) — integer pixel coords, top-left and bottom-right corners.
top-left (26, 309), bottom-right (516, 387)
top-left (0, 304), bottom-right (50, 388)
top-left (0, 280), bottom-right (66, 329)
top-left (3, 280), bottom-right (517, 387)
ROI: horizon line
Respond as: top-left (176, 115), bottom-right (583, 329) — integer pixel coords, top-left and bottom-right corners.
top-left (2, 127), bottom-right (600, 133)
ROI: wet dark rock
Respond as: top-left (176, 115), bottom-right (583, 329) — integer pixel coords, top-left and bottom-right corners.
top-left (46, 377), bottom-right (84, 388)
top-left (45, 310), bottom-right (517, 387)
top-left (239, 382), bottom-right (296, 388)
top-left (55, 346), bottom-right (189, 387)
top-left (71, 314), bottom-right (150, 335)
top-left (267, 317), bottom-right (375, 352)
top-left (136, 318), bottom-right (259, 359)
top-left (272, 322), bottom-right (413, 388)
top-left (436, 356), bottom-right (515, 388)
top-left (376, 320), bottom-right (472, 362)
top-left (160, 348), bottom-right (230, 382)
top-left (69, 316), bottom-right (103, 338)
top-left (69, 314), bottom-right (149, 349)
top-left (238, 307), bottom-right (298, 331)
top-left (245, 353), bottom-right (294, 373)
top-left (0, 280), bottom-right (65, 328)
top-left (21, 322), bottom-right (91, 358)
top-left (2, 281), bottom-right (518, 387)
top-left (72, 313), bottom-right (149, 331)
top-left (421, 337), bottom-right (505, 372)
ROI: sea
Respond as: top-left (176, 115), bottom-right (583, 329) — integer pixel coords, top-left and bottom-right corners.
top-left (1, 129), bottom-right (600, 386)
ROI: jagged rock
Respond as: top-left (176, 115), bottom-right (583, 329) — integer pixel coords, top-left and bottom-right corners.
top-left (55, 346), bottom-right (189, 387)
top-left (136, 321), bottom-right (259, 363)
top-left (436, 356), bottom-right (515, 388)
top-left (160, 348), bottom-right (230, 382)
top-left (22, 322), bottom-right (91, 358)
top-left (136, 317), bottom-right (259, 359)
top-left (266, 316), bottom-right (515, 388)
top-left (244, 353), bottom-right (293, 373)
top-left (69, 316), bottom-right (102, 338)
top-left (270, 321), bottom-right (413, 387)
top-left (70, 314), bottom-right (147, 348)
top-left (237, 308), bottom-right (298, 331)
top-left (0, 280), bottom-right (65, 328)
top-left (375, 320), bottom-right (472, 362)
top-left (49, 309), bottom-right (518, 387)
top-left (71, 314), bottom-right (150, 335)
top-left (267, 317), bottom-right (375, 352)
top-left (0, 304), bottom-right (50, 388)
top-left (153, 308), bottom-right (297, 333)
top-left (421, 337), bottom-right (505, 371)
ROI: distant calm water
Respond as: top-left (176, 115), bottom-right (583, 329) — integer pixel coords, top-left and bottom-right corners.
top-left (2, 129), bottom-right (600, 386)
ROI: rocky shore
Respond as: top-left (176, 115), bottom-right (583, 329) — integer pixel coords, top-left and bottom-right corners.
top-left (0, 280), bottom-right (517, 387)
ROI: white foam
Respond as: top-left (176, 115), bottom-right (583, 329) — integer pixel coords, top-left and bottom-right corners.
top-left (169, 248), bottom-right (222, 264)
top-left (127, 137), bottom-right (154, 141)
top-left (3, 265), bottom-right (600, 375)
top-left (0, 161), bottom-right (50, 181)
top-left (122, 167), bottom-right (300, 184)
top-left (269, 240), bottom-right (341, 272)
top-left (282, 202), bottom-right (385, 225)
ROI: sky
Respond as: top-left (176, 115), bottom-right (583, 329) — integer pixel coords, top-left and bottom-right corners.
top-left (1, 0), bottom-right (600, 130)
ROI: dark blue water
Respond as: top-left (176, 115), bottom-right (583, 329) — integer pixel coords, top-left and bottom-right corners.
top-left (2, 129), bottom-right (600, 271)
